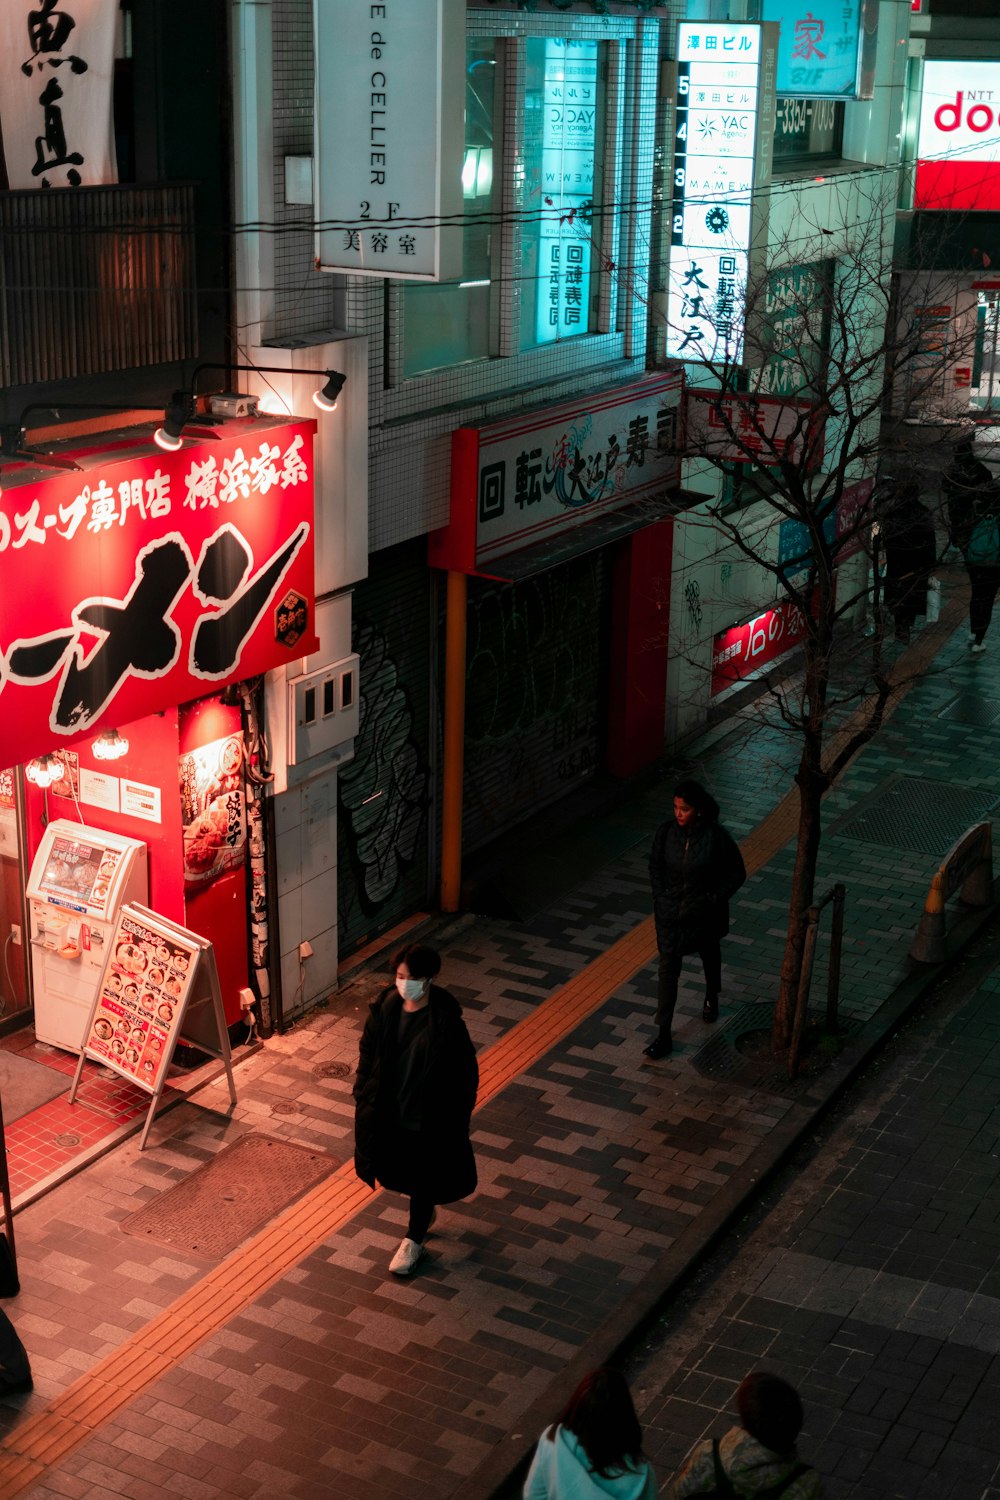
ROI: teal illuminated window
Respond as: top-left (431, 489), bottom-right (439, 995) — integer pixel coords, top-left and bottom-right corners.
top-left (520, 38), bottom-right (605, 351)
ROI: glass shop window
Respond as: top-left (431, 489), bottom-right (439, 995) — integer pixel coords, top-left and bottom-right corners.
top-left (402, 37), bottom-right (500, 378)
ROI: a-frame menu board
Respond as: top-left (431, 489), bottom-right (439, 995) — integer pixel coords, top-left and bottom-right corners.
top-left (69, 902), bottom-right (238, 1149)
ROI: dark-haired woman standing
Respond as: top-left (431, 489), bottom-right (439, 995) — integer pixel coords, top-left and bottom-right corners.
top-left (644, 779), bottom-right (746, 1060)
top-left (523, 1367), bottom-right (656, 1500)
top-left (353, 943), bottom-right (478, 1276)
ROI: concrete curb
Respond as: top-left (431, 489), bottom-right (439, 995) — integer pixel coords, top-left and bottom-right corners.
top-left (455, 898), bottom-right (1000, 1500)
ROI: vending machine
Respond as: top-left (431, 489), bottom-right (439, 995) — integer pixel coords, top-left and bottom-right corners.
top-left (27, 820), bottom-right (148, 1052)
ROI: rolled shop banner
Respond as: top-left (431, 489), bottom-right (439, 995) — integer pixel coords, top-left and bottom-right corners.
top-left (0, 0), bottom-right (118, 189)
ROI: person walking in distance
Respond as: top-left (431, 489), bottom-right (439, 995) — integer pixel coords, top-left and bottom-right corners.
top-left (353, 943), bottom-right (478, 1277)
top-left (523, 1367), bottom-right (657, 1500)
top-left (943, 435), bottom-right (1000, 653)
top-left (644, 779), bottom-right (746, 1060)
top-left (670, 1371), bottom-right (824, 1498)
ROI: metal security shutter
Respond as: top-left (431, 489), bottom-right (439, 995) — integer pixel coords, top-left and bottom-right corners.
top-left (463, 551), bottom-right (608, 851)
top-left (337, 541), bottom-right (435, 955)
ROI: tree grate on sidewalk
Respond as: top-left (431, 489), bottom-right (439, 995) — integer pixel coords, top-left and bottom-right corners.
top-left (939, 691), bottom-right (1000, 728)
top-left (691, 1002), bottom-right (861, 1098)
top-left (828, 774), bottom-right (1000, 855)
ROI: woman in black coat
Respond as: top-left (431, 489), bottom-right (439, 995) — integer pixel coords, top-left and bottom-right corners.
top-left (353, 942), bottom-right (478, 1276)
top-left (644, 780), bottom-right (746, 1060)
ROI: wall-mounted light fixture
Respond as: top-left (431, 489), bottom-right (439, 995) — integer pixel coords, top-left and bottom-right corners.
top-left (91, 728), bottom-right (130, 761)
top-left (154, 363), bottom-right (348, 449)
top-left (24, 752), bottom-right (63, 789)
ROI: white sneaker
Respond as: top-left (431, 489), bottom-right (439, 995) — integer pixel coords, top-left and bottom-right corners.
top-left (389, 1237), bottom-right (424, 1276)
top-left (969, 632), bottom-right (978, 645)
top-left (972, 642), bottom-right (988, 654)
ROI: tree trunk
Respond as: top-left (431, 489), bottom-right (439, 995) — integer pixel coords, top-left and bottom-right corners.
top-left (773, 626), bottom-right (830, 1054)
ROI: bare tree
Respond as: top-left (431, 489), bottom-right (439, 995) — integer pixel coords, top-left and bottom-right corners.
top-left (659, 177), bottom-right (979, 1053)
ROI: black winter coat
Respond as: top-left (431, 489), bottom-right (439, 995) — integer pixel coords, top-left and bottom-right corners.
top-left (353, 984), bottom-right (479, 1204)
top-left (650, 816), bottom-right (746, 956)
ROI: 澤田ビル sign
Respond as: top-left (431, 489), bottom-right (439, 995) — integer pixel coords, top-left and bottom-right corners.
top-left (916, 61), bottom-right (1000, 211)
top-left (428, 372), bottom-right (683, 574)
top-left (711, 597), bottom-right (808, 695)
top-left (314, 0), bottom-right (465, 279)
top-left (666, 23), bottom-right (778, 366)
top-left (0, 421), bottom-right (318, 768)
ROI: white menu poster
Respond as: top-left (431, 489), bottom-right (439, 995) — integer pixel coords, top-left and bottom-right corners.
top-left (71, 903), bottom-right (237, 1150)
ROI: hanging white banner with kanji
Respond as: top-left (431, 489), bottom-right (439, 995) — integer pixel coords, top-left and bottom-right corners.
top-left (0, 0), bottom-right (118, 189)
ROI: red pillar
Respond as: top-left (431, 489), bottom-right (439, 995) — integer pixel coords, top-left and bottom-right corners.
top-left (606, 519), bottom-right (673, 779)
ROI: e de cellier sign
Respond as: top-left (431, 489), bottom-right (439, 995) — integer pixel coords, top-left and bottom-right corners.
top-left (0, 421), bottom-right (319, 769)
top-left (314, 0), bottom-right (466, 279)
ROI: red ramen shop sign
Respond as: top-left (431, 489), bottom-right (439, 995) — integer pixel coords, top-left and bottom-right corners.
top-left (0, 420), bottom-right (318, 767)
top-left (712, 598), bottom-right (807, 695)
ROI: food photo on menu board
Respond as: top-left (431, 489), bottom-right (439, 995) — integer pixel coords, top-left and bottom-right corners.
top-left (178, 734), bottom-right (247, 891)
top-left (86, 912), bottom-right (194, 1089)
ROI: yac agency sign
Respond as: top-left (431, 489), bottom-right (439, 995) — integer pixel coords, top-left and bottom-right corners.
top-left (314, 0), bottom-right (466, 279)
top-left (0, 422), bottom-right (319, 767)
top-left (665, 23), bottom-right (778, 367)
top-left (916, 61), bottom-right (1000, 211)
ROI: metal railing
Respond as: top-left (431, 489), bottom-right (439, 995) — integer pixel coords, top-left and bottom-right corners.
top-left (910, 821), bottom-right (993, 964)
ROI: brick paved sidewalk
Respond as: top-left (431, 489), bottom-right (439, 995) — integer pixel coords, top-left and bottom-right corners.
top-left (2, 607), bottom-right (998, 1500)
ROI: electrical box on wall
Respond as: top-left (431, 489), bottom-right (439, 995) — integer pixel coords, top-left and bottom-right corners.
top-left (288, 653), bottom-right (360, 766)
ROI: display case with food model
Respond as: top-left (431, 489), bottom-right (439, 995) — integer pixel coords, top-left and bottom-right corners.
top-left (27, 820), bottom-right (148, 1051)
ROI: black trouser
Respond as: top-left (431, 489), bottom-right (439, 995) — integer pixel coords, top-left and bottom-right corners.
top-left (406, 1196), bottom-right (436, 1243)
top-left (655, 940), bottom-right (722, 1032)
top-left (968, 564), bottom-right (1000, 643)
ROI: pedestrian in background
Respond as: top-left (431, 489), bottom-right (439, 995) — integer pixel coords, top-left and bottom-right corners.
top-left (523, 1366), bottom-right (657, 1500)
top-left (353, 942), bottom-right (478, 1277)
top-left (943, 435), bottom-right (1000, 652)
top-left (644, 780), bottom-right (746, 1060)
top-left (669, 1371), bottom-right (824, 1499)
top-left (879, 480), bottom-right (937, 644)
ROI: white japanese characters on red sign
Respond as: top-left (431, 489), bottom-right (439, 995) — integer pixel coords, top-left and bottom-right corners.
top-left (1, 421), bottom-right (318, 768)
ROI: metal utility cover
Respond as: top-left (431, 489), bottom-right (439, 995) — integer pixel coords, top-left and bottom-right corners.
top-left (831, 775), bottom-right (999, 856)
top-left (121, 1134), bottom-right (335, 1259)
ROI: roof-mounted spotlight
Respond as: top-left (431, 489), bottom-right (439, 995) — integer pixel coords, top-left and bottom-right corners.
top-left (312, 371), bottom-right (347, 413)
top-left (163, 364), bottom-right (348, 428)
top-left (154, 392), bottom-right (195, 452)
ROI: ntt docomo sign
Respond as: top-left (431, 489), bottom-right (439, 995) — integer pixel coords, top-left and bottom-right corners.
top-left (916, 61), bottom-right (1000, 211)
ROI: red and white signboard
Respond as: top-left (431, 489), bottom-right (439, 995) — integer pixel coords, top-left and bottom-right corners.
top-left (711, 597), bottom-right (808, 695)
top-left (685, 389), bottom-right (824, 467)
top-left (0, 420), bottom-right (318, 768)
top-left (916, 61), bottom-right (1000, 211)
top-left (429, 373), bottom-right (683, 575)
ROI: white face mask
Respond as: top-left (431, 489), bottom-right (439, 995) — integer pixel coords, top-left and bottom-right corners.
top-left (396, 977), bottom-right (426, 1002)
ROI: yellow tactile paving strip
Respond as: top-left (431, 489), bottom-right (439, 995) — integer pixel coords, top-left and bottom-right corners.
top-left (0, 595), bottom-right (966, 1496)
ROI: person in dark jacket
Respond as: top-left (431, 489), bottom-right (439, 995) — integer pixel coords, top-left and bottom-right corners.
top-left (353, 942), bottom-right (478, 1276)
top-left (942, 436), bottom-right (1000, 652)
top-left (644, 780), bottom-right (746, 1060)
top-left (879, 481), bottom-right (937, 643)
